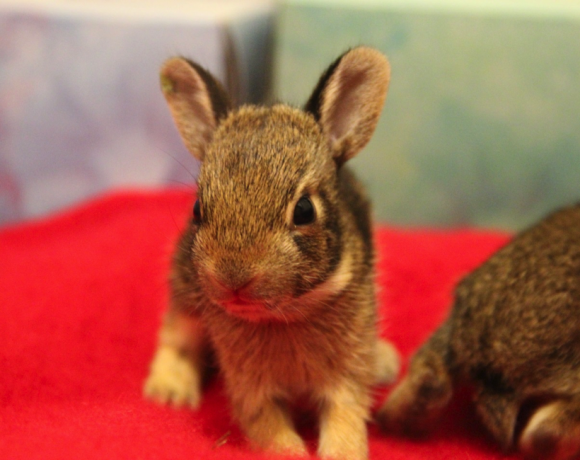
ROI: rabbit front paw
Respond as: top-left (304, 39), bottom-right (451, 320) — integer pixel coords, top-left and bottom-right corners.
top-left (144, 344), bottom-right (202, 408)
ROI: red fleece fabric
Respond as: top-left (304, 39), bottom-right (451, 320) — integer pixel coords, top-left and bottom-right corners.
top-left (0, 190), bottom-right (519, 460)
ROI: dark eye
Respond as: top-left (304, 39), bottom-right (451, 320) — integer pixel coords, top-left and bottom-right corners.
top-left (193, 198), bottom-right (202, 223)
top-left (293, 196), bottom-right (315, 226)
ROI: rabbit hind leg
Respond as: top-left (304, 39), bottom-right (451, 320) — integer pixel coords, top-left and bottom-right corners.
top-left (374, 338), bottom-right (400, 385)
top-left (377, 323), bottom-right (453, 435)
top-left (519, 396), bottom-right (580, 460)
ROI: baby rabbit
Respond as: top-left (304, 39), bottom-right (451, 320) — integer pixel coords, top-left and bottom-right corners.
top-left (379, 204), bottom-right (580, 460)
top-left (144, 47), bottom-right (399, 460)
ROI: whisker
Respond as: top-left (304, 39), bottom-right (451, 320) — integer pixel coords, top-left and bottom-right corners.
top-left (271, 303), bottom-right (290, 325)
top-left (157, 146), bottom-right (198, 182)
top-left (167, 179), bottom-right (196, 191)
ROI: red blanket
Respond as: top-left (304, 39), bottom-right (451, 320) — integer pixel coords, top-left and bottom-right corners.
top-left (0, 190), bottom-right (518, 459)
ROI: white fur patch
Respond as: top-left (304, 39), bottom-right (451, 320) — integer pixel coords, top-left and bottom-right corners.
top-left (302, 252), bottom-right (353, 303)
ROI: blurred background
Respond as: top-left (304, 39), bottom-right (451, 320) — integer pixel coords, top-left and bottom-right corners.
top-left (1, 0), bottom-right (580, 229)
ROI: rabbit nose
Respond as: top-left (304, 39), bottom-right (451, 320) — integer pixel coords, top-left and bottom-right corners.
top-left (233, 284), bottom-right (257, 303)
top-left (229, 277), bottom-right (254, 296)
top-left (215, 272), bottom-right (259, 302)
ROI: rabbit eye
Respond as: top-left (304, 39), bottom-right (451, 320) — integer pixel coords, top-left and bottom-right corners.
top-left (293, 196), bottom-right (315, 226)
top-left (193, 198), bottom-right (202, 223)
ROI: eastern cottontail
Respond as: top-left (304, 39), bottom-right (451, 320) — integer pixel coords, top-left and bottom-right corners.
top-left (378, 204), bottom-right (580, 460)
top-left (144, 47), bottom-right (399, 460)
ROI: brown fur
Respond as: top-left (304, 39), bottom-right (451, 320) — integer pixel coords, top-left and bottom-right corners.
top-left (379, 204), bottom-right (580, 460)
top-left (144, 47), bottom-right (399, 459)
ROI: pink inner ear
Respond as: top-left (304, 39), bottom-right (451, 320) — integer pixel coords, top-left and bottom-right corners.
top-left (325, 67), bottom-right (368, 144)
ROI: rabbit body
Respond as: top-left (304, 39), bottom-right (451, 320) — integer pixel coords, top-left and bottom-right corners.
top-left (145, 48), bottom-right (399, 460)
top-left (380, 204), bottom-right (580, 460)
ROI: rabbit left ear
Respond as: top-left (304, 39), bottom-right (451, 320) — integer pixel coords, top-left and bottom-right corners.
top-left (305, 47), bottom-right (391, 166)
top-left (160, 57), bottom-right (231, 161)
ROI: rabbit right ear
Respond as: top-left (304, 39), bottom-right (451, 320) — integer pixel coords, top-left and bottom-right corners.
top-left (305, 47), bottom-right (390, 166)
top-left (160, 58), bottom-right (231, 160)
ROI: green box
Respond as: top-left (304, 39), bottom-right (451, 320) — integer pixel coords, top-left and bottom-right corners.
top-left (276, 0), bottom-right (580, 229)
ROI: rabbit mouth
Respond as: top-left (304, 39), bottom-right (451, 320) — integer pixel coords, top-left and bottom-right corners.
top-left (220, 298), bottom-right (304, 323)
top-left (222, 299), bottom-right (275, 321)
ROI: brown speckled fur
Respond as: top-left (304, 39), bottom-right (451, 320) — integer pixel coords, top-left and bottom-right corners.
top-left (145, 47), bottom-right (399, 459)
top-left (379, 204), bottom-right (580, 460)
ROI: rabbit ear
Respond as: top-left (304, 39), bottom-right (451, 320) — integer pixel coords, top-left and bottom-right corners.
top-left (160, 57), bottom-right (231, 160)
top-left (305, 47), bottom-right (390, 166)
top-left (474, 387), bottom-right (521, 451)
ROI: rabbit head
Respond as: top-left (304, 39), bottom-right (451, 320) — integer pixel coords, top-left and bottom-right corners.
top-left (160, 48), bottom-right (390, 322)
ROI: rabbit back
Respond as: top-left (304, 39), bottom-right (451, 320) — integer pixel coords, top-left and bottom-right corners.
top-left (449, 203), bottom-right (580, 395)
